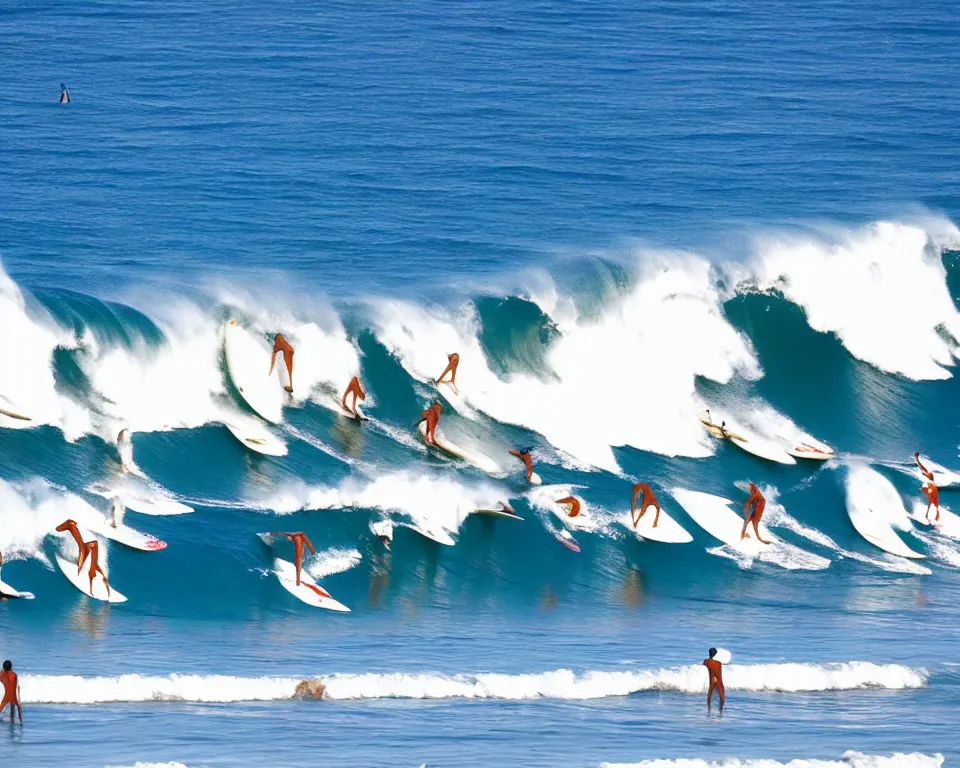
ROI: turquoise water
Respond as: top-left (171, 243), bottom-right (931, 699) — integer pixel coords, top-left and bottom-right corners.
top-left (2, 1), bottom-right (960, 766)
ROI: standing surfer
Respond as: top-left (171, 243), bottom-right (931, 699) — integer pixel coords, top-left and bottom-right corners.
top-left (417, 401), bottom-right (443, 446)
top-left (269, 334), bottom-right (295, 393)
top-left (556, 496), bottom-right (581, 518)
top-left (341, 376), bottom-right (366, 417)
top-left (631, 483), bottom-right (661, 529)
top-left (509, 448), bottom-right (535, 484)
top-left (922, 480), bottom-right (940, 524)
top-left (82, 540), bottom-right (111, 598)
top-left (740, 483), bottom-right (771, 544)
top-left (117, 428), bottom-right (134, 473)
top-left (703, 648), bottom-right (725, 712)
top-left (435, 352), bottom-right (460, 392)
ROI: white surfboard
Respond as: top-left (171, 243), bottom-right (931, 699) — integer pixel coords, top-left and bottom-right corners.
top-left (224, 320), bottom-right (284, 424)
top-left (473, 506), bottom-right (524, 521)
top-left (622, 504), bottom-right (693, 544)
top-left (699, 413), bottom-right (797, 465)
top-left (117, 489), bottom-right (193, 516)
top-left (224, 420), bottom-right (288, 457)
top-left (713, 648), bottom-right (732, 665)
top-left (333, 398), bottom-right (369, 422)
top-left (55, 554), bottom-right (127, 603)
top-left (910, 500), bottom-right (960, 540)
top-left (786, 442), bottom-right (835, 461)
top-left (400, 521), bottom-right (456, 546)
top-left (435, 380), bottom-right (477, 418)
top-left (0, 394), bottom-right (33, 423)
top-left (845, 468), bottom-right (924, 559)
top-left (671, 488), bottom-right (775, 557)
top-left (274, 558), bottom-right (349, 612)
top-left (0, 575), bottom-right (34, 600)
top-left (418, 421), bottom-right (500, 475)
top-left (86, 520), bottom-right (166, 552)
top-left (552, 527), bottom-right (580, 552)
top-left (529, 472), bottom-right (542, 485)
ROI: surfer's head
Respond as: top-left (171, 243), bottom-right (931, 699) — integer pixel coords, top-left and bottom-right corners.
top-left (708, 648), bottom-right (717, 659)
top-left (3, 660), bottom-right (11, 671)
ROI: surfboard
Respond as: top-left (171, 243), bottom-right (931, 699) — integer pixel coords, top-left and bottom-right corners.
top-left (116, 488), bottom-right (193, 516)
top-left (910, 500), bottom-right (960, 540)
top-left (473, 507), bottom-right (524, 521)
top-left (0, 576), bottom-right (34, 600)
top-left (713, 648), bottom-right (732, 665)
top-left (274, 558), bottom-right (350, 612)
top-left (529, 472), bottom-right (542, 486)
top-left (845, 469), bottom-right (924, 559)
top-left (417, 422), bottom-right (500, 475)
top-left (224, 420), bottom-right (288, 457)
top-left (0, 395), bottom-right (32, 422)
top-left (671, 488), bottom-right (774, 557)
top-left (552, 527), bottom-right (580, 552)
top-left (88, 520), bottom-right (166, 552)
top-left (224, 320), bottom-right (284, 424)
top-left (699, 413), bottom-right (797, 465)
top-left (622, 504), bottom-right (693, 544)
top-left (401, 521), bottom-right (456, 546)
top-left (55, 554), bottom-right (127, 603)
top-left (435, 380), bottom-right (476, 417)
top-left (333, 398), bottom-right (369, 422)
top-left (786, 442), bottom-right (835, 461)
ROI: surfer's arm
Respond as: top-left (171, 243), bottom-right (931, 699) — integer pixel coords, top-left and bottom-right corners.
top-left (303, 535), bottom-right (316, 555)
top-left (268, 348), bottom-right (278, 375)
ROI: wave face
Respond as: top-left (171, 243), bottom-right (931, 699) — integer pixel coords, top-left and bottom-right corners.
top-left (19, 662), bottom-right (926, 704)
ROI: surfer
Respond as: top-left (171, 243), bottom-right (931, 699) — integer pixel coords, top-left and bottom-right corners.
top-left (278, 532), bottom-right (316, 589)
top-left (509, 448), bottom-right (535, 483)
top-left (914, 453), bottom-right (935, 482)
top-left (435, 352), bottom-right (460, 392)
top-left (59, 83), bottom-right (69, 103)
top-left (556, 496), bottom-right (581, 518)
top-left (117, 427), bottom-right (133, 472)
top-left (55, 520), bottom-right (89, 573)
top-left (82, 540), bottom-right (111, 599)
top-left (703, 648), bottom-right (725, 712)
top-left (341, 375), bottom-right (366, 416)
top-left (109, 496), bottom-right (125, 529)
top-left (1, 660), bottom-right (22, 724)
top-left (268, 334), bottom-right (295, 393)
top-left (378, 535), bottom-right (392, 551)
top-left (631, 483), bottom-right (661, 529)
top-left (922, 480), bottom-right (940, 524)
top-left (740, 483), bottom-right (771, 544)
top-left (417, 401), bottom-right (443, 446)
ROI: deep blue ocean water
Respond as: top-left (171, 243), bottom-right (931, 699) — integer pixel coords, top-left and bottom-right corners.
top-left (2, 1), bottom-right (960, 766)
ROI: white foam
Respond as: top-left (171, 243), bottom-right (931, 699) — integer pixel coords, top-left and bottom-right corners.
top-left (105, 763), bottom-right (199, 768)
top-left (749, 219), bottom-right (960, 380)
top-left (601, 753), bottom-right (944, 768)
top-left (372, 254), bottom-right (759, 472)
top-left (307, 547), bottom-right (362, 580)
top-left (19, 662), bottom-right (926, 704)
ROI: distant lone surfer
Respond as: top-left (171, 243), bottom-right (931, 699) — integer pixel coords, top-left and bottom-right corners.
top-left (741, 483), bottom-right (771, 544)
top-left (109, 496), bottom-right (125, 529)
top-left (435, 353), bottom-right (460, 392)
top-left (341, 376), bottom-right (366, 417)
top-left (56, 520), bottom-right (88, 571)
top-left (82, 539), bottom-right (111, 598)
top-left (417, 401), bottom-right (443, 446)
top-left (1, 660), bottom-right (22, 724)
top-left (117, 428), bottom-right (133, 473)
top-left (556, 496), bottom-right (581, 518)
top-left (703, 648), bottom-right (725, 712)
top-left (59, 83), bottom-right (69, 103)
top-left (509, 448), bottom-right (535, 483)
top-left (269, 334), bottom-right (295, 393)
top-left (631, 483), bottom-right (661, 529)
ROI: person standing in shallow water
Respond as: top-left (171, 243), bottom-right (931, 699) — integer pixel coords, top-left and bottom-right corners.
top-left (703, 648), bottom-right (724, 713)
top-left (1, 660), bottom-right (22, 723)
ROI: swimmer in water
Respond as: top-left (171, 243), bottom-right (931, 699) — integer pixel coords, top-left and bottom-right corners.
top-left (631, 482), bottom-right (661, 529)
top-left (268, 333), bottom-right (295, 393)
top-left (509, 448), bottom-right (535, 484)
top-left (435, 353), bottom-right (460, 392)
top-left (740, 482), bottom-right (771, 544)
top-left (703, 648), bottom-right (725, 712)
top-left (341, 375), bottom-right (366, 417)
top-left (60, 83), bottom-right (69, 103)
top-left (556, 496), bottom-right (581, 518)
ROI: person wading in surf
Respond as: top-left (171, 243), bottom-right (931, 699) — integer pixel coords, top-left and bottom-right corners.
top-left (631, 483), bottom-right (661, 528)
top-left (741, 483), bottom-right (771, 544)
top-left (341, 375), bottom-right (366, 417)
top-left (1, 660), bottom-right (22, 724)
top-left (268, 333), bottom-right (295, 393)
top-left (556, 496), bottom-right (581, 518)
top-left (435, 353), bottom-right (460, 392)
top-left (56, 520), bottom-right (89, 572)
top-left (703, 648), bottom-right (725, 712)
top-left (509, 448), bottom-right (535, 483)
top-left (417, 401), bottom-right (443, 446)
top-left (81, 539), bottom-right (111, 598)
top-left (275, 532), bottom-right (332, 599)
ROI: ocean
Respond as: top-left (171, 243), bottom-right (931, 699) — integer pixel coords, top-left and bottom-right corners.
top-left (2, 1), bottom-right (960, 766)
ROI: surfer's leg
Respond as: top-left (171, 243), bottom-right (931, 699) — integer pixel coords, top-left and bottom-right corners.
top-left (706, 681), bottom-right (715, 711)
top-left (652, 502), bottom-right (661, 528)
top-left (284, 351), bottom-right (294, 393)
